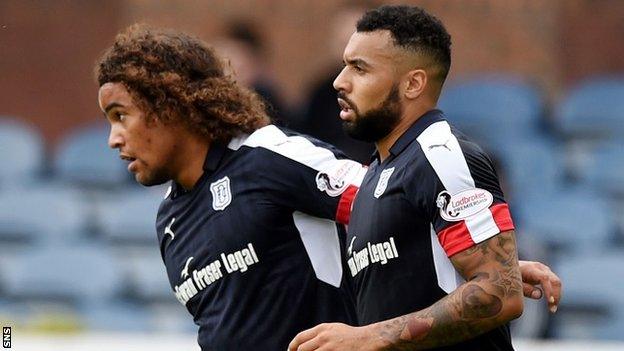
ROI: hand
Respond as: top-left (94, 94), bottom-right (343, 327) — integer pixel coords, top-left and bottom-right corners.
top-left (288, 323), bottom-right (381, 351)
top-left (518, 260), bottom-right (562, 313)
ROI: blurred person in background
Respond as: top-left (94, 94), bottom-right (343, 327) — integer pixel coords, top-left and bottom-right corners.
top-left (96, 23), bottom-right (560, 351)
top-left (290, 5), bottom-right (560, 351)
top-left (214, 20), bottom-right (289, 122)
top-left (297, 1), bottom-right (376, 163)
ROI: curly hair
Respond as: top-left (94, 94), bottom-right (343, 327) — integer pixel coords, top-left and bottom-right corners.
top-left (96, 24), bottom-right (270, 144)
top-left (357, 5), bottom-right (452, 82)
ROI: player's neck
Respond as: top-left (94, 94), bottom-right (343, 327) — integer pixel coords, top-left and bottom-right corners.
top-left (375, 104), bottom-right (432, 162)
top-left (175, 137), bottom-right (210, 191)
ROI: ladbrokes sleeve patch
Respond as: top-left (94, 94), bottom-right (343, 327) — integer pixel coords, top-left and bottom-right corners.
top-left (315, 159), bottom-right (366, 197)
top-left (436, 188), bottom-right (493, 222)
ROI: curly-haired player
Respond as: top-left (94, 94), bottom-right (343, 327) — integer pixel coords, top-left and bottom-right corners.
top-left (96, 23), bottom-right (560, 351)
top-left (97, 24), bottom-right (364, 350)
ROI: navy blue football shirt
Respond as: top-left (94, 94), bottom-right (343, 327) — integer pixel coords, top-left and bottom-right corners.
top-left (347, 110), bottom-right (516, 350)
top-left (155, 125), bottom-right (367, 350)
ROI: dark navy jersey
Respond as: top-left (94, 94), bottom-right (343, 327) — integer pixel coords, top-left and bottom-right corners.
top-left (155, 125), bottom-right (367, 350)
top-left (347, 110), bottom-right (516, 351)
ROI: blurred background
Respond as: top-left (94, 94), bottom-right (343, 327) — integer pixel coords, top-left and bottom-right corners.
top-left (1, 0), bottom-right (624, 350)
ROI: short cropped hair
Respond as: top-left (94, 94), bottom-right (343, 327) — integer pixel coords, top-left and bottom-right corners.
top-left (96, 24), bottom-right (269, 144)
top-left (357, 5), bottom-right (452, 82)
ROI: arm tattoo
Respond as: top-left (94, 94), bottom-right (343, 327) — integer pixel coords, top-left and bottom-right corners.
top-left (461, 283), bottom-right (502, 319)
top-left (374, 231), bottom-right (522, 350)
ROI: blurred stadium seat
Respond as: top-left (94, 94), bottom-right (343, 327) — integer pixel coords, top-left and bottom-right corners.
top-left (3, 244), bottom-right (122, 303)
top-left (499, 138), bottom-right (566, 197)
top-left (97, 188), bottom-right (164, 246)
top-left (438, 75), bottom-right (545, 150)
top-left (0, 185), bottom-right (92, 244)
top-left (580, 142), bottom-right (624, 196)
top-left (555, 77), bottom-right (624, 183)
top-left (53, 123), bottom-right (128, 188)
top-left (514, 187), bottom-right (615, 254)
top-left (112, 247), bottom-right (196, 332)
top-left (1, 244), bottom-right (152, 332)
top-left (1, 244), bottom-right (126, 330)
top-left (117, 249), bottom-right (173, 303)
top-left (555, 77), bottom-right (624, 139)
top-left (553, 251), bottom-right (624, 340)
top-left (0, 117), bottom-right (45, 188)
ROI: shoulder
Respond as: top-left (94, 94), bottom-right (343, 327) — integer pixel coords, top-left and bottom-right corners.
top-left (228, 125), bottom-right (366, 198)
top-left (412, 120), bottom-right (496, 191)
top-left (415, 120), bottom-right (493, 167)
top-left (229, 125), bottom-right (353, 171)
top-left (415, 120), bottom-right (488, 157)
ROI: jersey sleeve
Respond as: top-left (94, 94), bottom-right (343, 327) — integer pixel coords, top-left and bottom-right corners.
top-left (244, 125), bottom-right (367, 224)
top-left (409, 123), bottom-right (515, 257)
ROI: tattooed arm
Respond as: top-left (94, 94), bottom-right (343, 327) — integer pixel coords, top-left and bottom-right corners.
top-left (288, 230), bottom-right (523, 351)
top-left (371, 230), bottom-right (523, 350)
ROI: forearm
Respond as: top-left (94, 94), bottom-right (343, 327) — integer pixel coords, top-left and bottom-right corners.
top-left (370, 281), bottom-right (520, 349)
top-left (371, 231), bottom-right (524, 350)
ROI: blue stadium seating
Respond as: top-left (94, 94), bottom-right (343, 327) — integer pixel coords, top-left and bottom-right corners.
top-left (83, 301), bottom-right (151, 332)
top-left (3, 245), bottom-right (122, 304)
top-left (97, 187), bottom-right (166, 246)
top-left (498, 138), bottom-right (566, 197)
top-left (112, 248), bottom-right (195, 332)
top-left (553, 251), bottom-right (624, 340)
top-left (0, 117), bottom-right (45, 188)
top-left (514, 187), bottom-right (615, 254)
top-left (0, 185), bottom-right (91, 244)
top-left (119, 249), bottom-right (174, 303)
top-left (438, 75), bottom-right (545, 150)
top-left (556, 76), bottom-right (624, 139)
top-left (53, 123), bottom-right (128, 187)
top-left (580, 142), bottom-right (624, 196)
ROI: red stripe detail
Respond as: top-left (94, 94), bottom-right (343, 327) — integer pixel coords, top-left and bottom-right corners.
top-left (336, 185), bottom-right (358, 225)
top-left (490, 203), bottom-right (515, 232)
top-left (438, 221), bottom-right (475, 257)
top-left (438, 203), bottom-right (515, 257)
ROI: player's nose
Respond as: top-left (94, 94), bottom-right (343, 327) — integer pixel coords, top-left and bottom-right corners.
top-left (333, 66), bottom-right (351, 93)
top-left (108, 124), bottom-right (124, 149)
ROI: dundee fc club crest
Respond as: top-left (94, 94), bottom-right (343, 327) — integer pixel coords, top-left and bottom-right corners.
top-left (374, 167), bottom-right (395, 198)
top-left (210, 176), bottom-right (232, 210)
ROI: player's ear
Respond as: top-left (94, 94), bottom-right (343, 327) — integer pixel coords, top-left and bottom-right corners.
top-left (404, 69), bottom-right (427, 100)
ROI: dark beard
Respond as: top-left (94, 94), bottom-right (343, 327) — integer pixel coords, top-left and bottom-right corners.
top-left (341, 84), bottom-right (402, 142)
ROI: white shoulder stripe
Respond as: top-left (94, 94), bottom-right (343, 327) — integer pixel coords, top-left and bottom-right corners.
top-left (417, 121), bottom-right (475, 192)
top-left (235, 125), bottom-right (367, 186)
top-left (242, 125), bottom-right (337, 171)
top-left (417, 121), bottom-right (499, 244)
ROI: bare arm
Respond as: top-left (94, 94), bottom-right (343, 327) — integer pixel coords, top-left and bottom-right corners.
top-left (288, 230), bottom-right (524, 351)
top-left (371, 230), bottom-right (523, 350)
